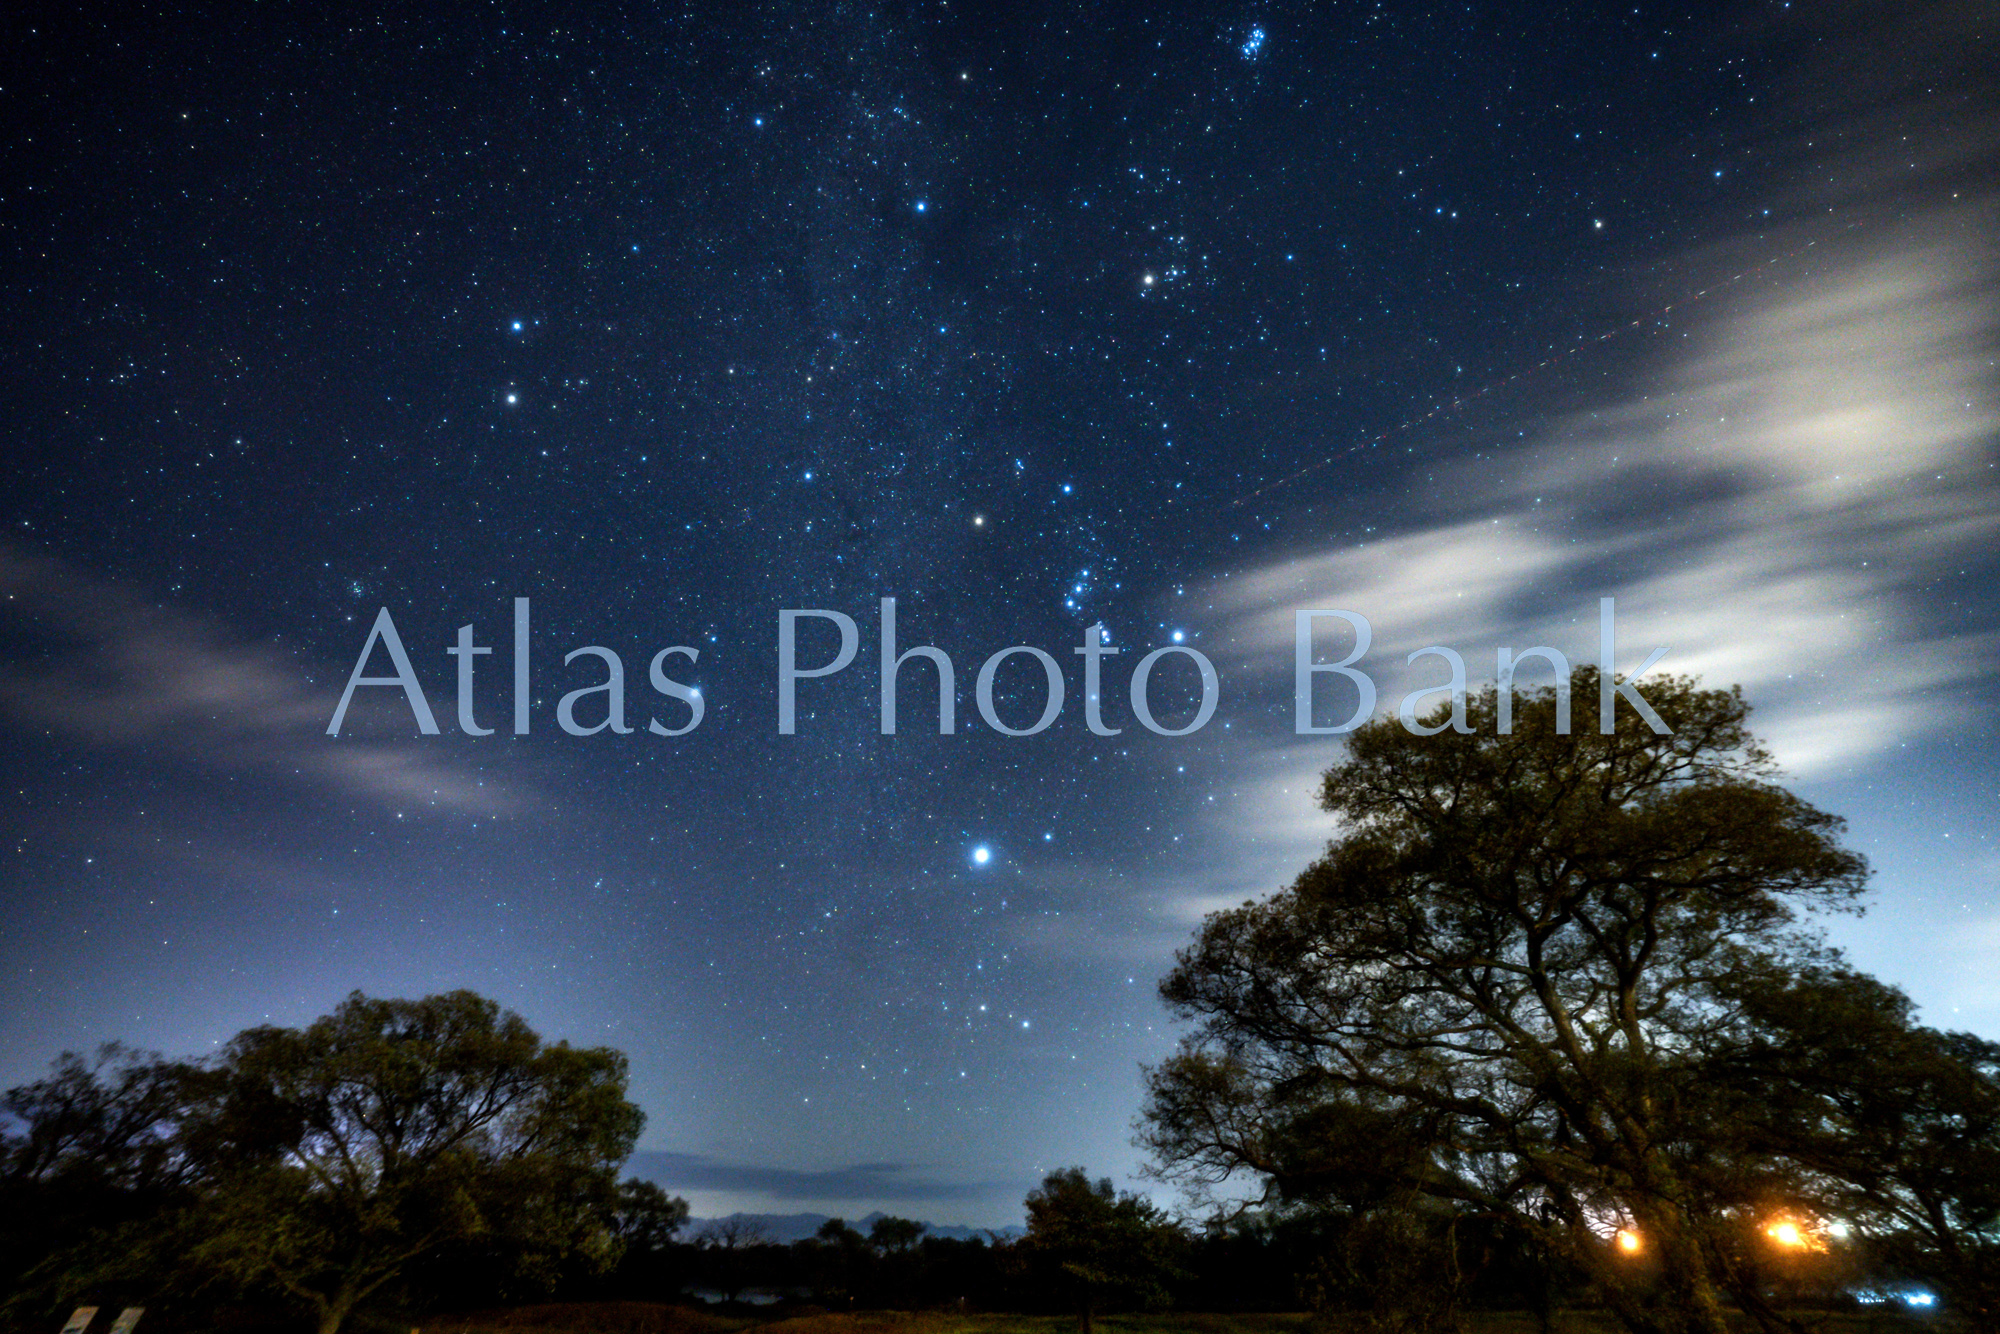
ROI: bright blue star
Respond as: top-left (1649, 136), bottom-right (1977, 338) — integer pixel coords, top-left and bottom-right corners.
top-left (971, 845), bottom-right (992, 866)
top-left (1241, 26), bottom-right (1266, 59)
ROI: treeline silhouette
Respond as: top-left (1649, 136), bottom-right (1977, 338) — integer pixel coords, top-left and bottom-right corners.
top-left (591, 1201), bottom-right (1937, 1323)
top-left (9, 676), bottom-right (2000, 1334)
top-left (0, 996), bottom-right (1990, 1334)
top-left (589, 1207), bottom-right (1566, 1316)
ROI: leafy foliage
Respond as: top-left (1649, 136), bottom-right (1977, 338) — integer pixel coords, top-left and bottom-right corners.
top-left (190, 990), bottom-right (646, 1333)
top-left (1140, 672), bottom-right (1872, 1334)
top-left (1019, 1168), bottom-right (1188, 1332)
top-left (1711, 965), bottom-right (2000, 1325)
top-left (0, 1045), bottom-right (213, 1307)
top-left (0, 991), bottom-right (655, 1334)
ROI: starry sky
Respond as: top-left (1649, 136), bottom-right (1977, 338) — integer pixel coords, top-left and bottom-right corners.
top-left (2, 1), bottom-right (1996, 1229)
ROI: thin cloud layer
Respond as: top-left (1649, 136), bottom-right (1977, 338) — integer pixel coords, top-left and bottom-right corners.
top-left (1213, 210), bottom-right (1997, 776)
top-left (0, 545), bottom-right (513, 815)
top-left (629, 1149), bottom-right (1005, 1205)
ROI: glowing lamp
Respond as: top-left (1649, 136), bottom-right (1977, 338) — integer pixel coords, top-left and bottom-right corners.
top-left (1767, 1220), bottom-right (1807, 1249)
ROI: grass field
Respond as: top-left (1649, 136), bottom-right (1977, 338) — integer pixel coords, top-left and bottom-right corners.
top-left (428, 1302), bottom-right (1945, 1334)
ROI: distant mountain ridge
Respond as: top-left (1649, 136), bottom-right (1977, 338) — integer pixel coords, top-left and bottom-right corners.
top-left (687, 1209), bottom-right (1023, 1244)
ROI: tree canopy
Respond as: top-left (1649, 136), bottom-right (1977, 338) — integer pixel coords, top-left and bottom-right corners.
top-left (1020, 1168), bottom-right (1187, 1332)
top-left (194, 990), bottom-right (646, 1334)
top-left (1713, 964), bottom-right (2000, 1325)
top-left (1, 991), bottom-right (653, 1334)
top-left (0, 1045), bottom-right (210, 1303)
top-left (1140, 671), bottom-right (1877, 1334)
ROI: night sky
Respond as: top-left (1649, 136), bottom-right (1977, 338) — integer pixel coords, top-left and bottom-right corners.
top-left (2, 1), bottom-right (1995, 1229)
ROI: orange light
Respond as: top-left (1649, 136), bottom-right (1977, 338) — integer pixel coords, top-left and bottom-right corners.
top-left (1616, 1228), bottom-right (1642, 1254)
top-left (1764, 1218), bottom-right (1822, 1251)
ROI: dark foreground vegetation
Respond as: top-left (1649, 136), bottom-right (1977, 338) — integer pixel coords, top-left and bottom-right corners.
top-left (368, 1305), bottom-right (1962, 1334)
top-left (1137, 673), bottom-right (2000, 1334)
top-left (4, 674), bottom-right (1997, 1334)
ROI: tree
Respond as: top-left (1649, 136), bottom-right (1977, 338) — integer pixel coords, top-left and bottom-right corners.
top-left (1139, 671), bottom-right (1868, 1334)
top-left (599, 1177), bottom-right (692, 1298)
top-left (0, 1045), bottom-right (212, 1310)
top-left (191, 990), bottom-right (644, 1334)
top-left (1714, 965), bottom-right (2000, 1325)
top-left (1020, 1167), bottom-right (1187, 1333)
top-left (869, 1214), bottom-right (928, 1253)
top-left (609, 1177), bottom-right (692, 1254)
top-left (1, 1044), bottom-right (203, 1193)
top-left (693, 1216), bottom-right (772, 1303)
top-left (807, 1217), bottom-right (872, 1306)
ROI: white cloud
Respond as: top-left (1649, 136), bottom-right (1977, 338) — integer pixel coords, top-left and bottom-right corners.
top-left (0, 545), bottom-right (515, 815)
top-left (1214, 212), bottom-right (1997, 777)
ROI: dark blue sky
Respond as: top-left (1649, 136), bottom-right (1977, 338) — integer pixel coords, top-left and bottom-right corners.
top-left (2, 0), bottom-right (1995, 1227)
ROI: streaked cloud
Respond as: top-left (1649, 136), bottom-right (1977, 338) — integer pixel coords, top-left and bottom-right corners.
top-left (1212, 212), bottom-right (1997, 776)
top-left (0, 545), bottom-right (514, 814)
top-left (629, 1148), bottom-right (1006, 1204)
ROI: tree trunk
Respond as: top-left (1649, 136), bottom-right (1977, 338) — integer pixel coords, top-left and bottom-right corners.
top-left (308, 1273), bottom-right (378, 1334)
top-left (315, 1294), bottom-right (356, 1334)
top-left (1586, 1217), bottom-right (1731, 1334)
top-left (1533, 1264), bottom-right (1554, 1334)
top-left (1651, 1224), bottom-right (1732, 1334)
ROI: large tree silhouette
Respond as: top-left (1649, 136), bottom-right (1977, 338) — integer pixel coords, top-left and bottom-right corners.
top-left (1020, 1168), bottom-right (1186, 1333)
top-left (1141, 671), bottom-right (1869, 1334)
top-left (193, 990), bottom-right (643, 1334)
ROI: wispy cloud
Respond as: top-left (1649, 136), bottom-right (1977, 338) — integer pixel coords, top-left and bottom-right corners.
top-left (0, 545), bottom-right (514, 814)
top-left (1212, 211), bottom-right (1998, 776)
top-left (628, 1149), bottom-right (1006, 1204)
